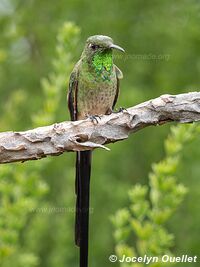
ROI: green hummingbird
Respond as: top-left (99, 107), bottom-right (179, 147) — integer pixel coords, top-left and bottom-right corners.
top-left (68, 35), bottom-right (124, 267)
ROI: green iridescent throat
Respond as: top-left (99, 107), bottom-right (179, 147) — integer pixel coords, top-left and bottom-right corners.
top-left (92, 50), bottom-right (113, 75)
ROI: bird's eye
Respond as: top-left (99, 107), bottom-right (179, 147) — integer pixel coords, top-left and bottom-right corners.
top-left (89, 44), bottom-right (100, 50)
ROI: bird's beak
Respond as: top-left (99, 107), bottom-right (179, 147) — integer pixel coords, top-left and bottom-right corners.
top-left (110, 44), bottom-right (125, 53)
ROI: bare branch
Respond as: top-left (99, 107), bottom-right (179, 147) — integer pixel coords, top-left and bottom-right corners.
top-left (0, 92), bottom-right (200, 164)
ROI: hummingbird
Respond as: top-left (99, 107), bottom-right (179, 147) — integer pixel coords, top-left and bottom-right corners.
top-left (67, 35), bottom-right (124, 267)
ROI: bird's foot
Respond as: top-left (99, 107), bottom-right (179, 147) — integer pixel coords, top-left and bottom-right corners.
top-left (118, 107), bottom-right (127, 112)
top-left (86, 114), bottom-right (101, 124)
top-left (112, 107), bottom-right (127, 113)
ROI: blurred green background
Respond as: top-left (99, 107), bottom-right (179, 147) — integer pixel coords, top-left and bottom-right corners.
top-left (0, 0), bottom-right (200, 266)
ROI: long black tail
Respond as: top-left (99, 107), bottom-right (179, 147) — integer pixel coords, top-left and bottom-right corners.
top-left (75, 150), bottom-right (92, 267)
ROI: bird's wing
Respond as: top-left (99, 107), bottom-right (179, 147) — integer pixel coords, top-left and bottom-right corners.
top-left (67, 63), bottom-right (80, 121)
top-left (112, 64), bottom-right (123, 109)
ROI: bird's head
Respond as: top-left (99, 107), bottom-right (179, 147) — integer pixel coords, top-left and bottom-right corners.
top-left (82, 35), bottom-right (124, 64)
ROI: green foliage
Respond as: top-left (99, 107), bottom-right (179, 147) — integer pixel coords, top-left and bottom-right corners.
top-left (32, 22), bottom-right (80, 126)
top-left (112, 124), bottom-right (198, 267)
top-left (0, 22), bottom-right (80, 267)
top-left (1, 1), bottom-right (200, 266)
top-left (0, 163), bottom-right (48, 267)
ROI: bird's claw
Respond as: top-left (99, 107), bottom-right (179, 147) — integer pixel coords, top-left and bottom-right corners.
top-left (112, 107), bottom-right (127, 113)
top-left (118, 107), bottom-right (127, 112)
top-left (87, 114), bottom-right (101, 124)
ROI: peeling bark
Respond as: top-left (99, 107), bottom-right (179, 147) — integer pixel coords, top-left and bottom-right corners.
top-left (0, 92), bottom-right (200, 164)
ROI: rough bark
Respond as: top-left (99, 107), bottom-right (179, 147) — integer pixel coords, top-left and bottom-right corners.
top-left (0, 92), bottom-right (200, 164)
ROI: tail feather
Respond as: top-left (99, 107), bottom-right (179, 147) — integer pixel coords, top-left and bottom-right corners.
top-left (75, 152), bottom-right (81, 246)
top-left (75, 150), bottom-right (92, 267)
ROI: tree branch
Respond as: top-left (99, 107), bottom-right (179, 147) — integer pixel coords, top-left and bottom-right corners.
top-left (0, 92), bottom-right (200, 164)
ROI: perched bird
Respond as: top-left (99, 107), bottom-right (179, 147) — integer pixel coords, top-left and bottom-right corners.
top-left (68, 35), bottom-right (124, 267)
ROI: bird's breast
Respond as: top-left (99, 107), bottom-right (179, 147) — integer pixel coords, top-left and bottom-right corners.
top-left (77, 70), bottom-right (117, 119)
